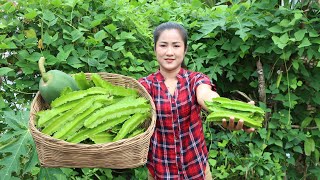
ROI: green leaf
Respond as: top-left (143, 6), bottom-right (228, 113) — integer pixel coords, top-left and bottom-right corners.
top-left (218, 139), bottom-right (228, 148)
top-left (309, 29), bottom-right (319, 37)
top-left (272, 35), bottom-right (286, 49)
top-left (315, 149), bottom-right (320, 164)
top-left (43, 32), bottom-right (58, 45)
top-left (304, 138), bottom-right (315, 156)
top-left (119, 32), bottom-right (136, 41)
top-left (294, 29), bottom-right (306, 41)
top-left (191, 0), bottom-right (202, 8)
top-left (312, 92), bottom-right (320, 104)
top-left (104, 24), bottom-right (118, 35)
top-left (71, 30), bottom-right (84, 42)
top-left (292, 60), bottom-right (299, 70)
top-left (0, 110), bottom-right (36, 180)
top-left (63, 0), bottom-right (80, 8)
top-left (280, 50), bottom-right (292, 60)
top-left (294, 12), bottom-right (303, 20)
top-left (298, 37), bottom-right (311, 48)
top-left (280, 33), bottom-right (289, 44)
top-left (24, 9), bottom-right (38, 20)
top-left (268, 25), bottom-right (282, 33)
top-left (192, 43), bottom-right (203, 51)
top-left (285, 142), bottom-right (293, 149)
top-left (315, 118), bottom-right (320, 131)
top-left (24, 29), bottom-right (37, 38)
top-left (56, 45), bottom-right (74, 61)
top-left (279, 19), bottom-right (290, 27)
top-left (275, 139), bottom-right (283, 147)
top-left (301, 117), bottom-right (313, 129)
top-left (43, 10), bottom-right (56, 22)
top-left (293, 146), bottom-right (303, 153)
top-left (254, 46), bottom-right (266, 53)
top-left (0, 43), bottom-right (9, 49)
top-left (198, 19), bottom-right (225, 39)
top-left (0, 23), bottom-right (7, 29)
top-left (0, 96), bottom-right (7, 109)
top-left (235, 27), bottom-right (250, 41)
top-left (0, 67), bottom-right (14, 76)
top-left (112, 41), bottom-right (125, 51)
top-left (39, 168), bottom-right (67, 180)
top-left (208, 159), bottom-right (217, 167)
top-left (94, 30), bottom-right (107, 41)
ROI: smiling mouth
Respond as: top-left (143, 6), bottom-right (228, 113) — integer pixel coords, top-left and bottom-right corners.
top-left (165, 59), bottom-right (174, 63)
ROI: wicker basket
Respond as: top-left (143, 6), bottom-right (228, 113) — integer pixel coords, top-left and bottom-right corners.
top-left (29, 72), bottom-right (156, 168)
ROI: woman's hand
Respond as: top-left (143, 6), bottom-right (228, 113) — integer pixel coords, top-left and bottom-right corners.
top-left (221, 117), bottom-right (255, 133)
top-left (221, 100), bottom-right (256, 133)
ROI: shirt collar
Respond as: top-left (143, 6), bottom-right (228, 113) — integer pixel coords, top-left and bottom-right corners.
top-left (154, 68), bottom-right (186, 82)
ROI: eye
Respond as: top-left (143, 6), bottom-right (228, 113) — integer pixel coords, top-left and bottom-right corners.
top-left (159, 44), bottom-right (166, 47)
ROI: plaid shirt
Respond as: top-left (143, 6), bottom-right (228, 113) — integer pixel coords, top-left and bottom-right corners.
top-left (139, 68), bottom-right (215, 180)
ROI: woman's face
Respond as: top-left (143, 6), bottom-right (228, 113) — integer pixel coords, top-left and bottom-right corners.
top-left (155, 29), bottom-right (186, 72)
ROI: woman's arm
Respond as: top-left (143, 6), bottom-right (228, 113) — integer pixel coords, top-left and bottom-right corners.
top-left (196, 84), bottom-right (255, 133)
top-left (196, 84), bottom-right (219, 111)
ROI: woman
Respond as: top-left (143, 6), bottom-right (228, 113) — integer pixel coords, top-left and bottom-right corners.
top-left (138, 22), bottom-right (254, 180)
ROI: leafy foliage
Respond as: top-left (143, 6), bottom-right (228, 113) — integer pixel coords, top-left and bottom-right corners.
top-left (0, 110), bottom-right (37, 180)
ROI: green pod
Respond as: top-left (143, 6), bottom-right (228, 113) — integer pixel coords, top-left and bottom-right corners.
top-left (50, 87), bottom-right (109, 107)
top-left (207, 104), bottom-right (253, 117)
top-left (211, 97), bottom-right (265, 115)
top-left (37, 99), bottom-right (81, 127)
top-left (53, 102), bottom-right (109, 140)
top-left (206, 112), bottom-right (262, 128)
top-left (89, 132), bottom-right (115, 144)
top-left (53, 95), bottom-right (113, 139)
top-left (42, 96), bottom-right (99, 135)
top-left (88, 104), bottom-right (151, 129)
top-left (91, 73), bottom-right (138, 97)
top-left (113, 112), bottom-right (149, 141)
top-left (84, 96), bottom-right (150, 128)
top-left (127, 128), bottom-right (145, 138)
top-left (67, 115), bottom-right (130, 143)
top-left (73, 72), bottom-right (93, 90)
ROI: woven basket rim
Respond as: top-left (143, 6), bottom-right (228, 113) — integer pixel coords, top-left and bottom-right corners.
top-left (29, 72), bottom-right (156, 148)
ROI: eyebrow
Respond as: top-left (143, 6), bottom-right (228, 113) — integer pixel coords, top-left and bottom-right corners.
top-left (158, 41), bottom-right (182, 44)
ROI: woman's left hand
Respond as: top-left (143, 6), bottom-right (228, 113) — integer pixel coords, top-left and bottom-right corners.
top-left (221, 100), bottom-right (256, 133)
top-left (221, 117), bottom-right (255, 133)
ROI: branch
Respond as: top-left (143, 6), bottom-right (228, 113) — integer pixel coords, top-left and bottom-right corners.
top-left (256, 57), bottom-right (270, 127)
top-left (291, 125), bottom-right (318, 130)
top-left (256, 58), bottom-right (266, 103)
top-left (231, 90), bottom-right (253, 102)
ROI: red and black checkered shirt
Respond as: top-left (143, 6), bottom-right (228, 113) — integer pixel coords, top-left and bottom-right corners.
top-left (139, 68), bottom-right (215, 179)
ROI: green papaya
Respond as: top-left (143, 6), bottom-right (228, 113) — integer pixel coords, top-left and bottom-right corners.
top-left (38, 57), bottom-right (79, 103)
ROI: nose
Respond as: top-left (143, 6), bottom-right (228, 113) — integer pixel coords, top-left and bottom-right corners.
top-left (166, 46), bottom-right (174, 55)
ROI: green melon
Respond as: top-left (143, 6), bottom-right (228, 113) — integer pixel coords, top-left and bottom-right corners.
top-left (38, 57), bottom-right (79, 103)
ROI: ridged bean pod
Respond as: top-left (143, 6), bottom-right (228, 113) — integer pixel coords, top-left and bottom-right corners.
top-left (51, 87), bottom-right (109, 107)
top-left (206, 112), bottom-right (262, 128)
top-left (113, 113), bottom-right (149, 141)
top-left (37, 99), bottom-right (80, 127)
top-left (205, 97), bottom-right (265, 128)
top-left (91, 73), bottom-right (138, 97)
top-left (84, 96), bottom-right (150, 128)
top-left (89, 132), bottom-right (115, 144)
top-left (68, 116), bottom-right (130, 143)
top-left (73, 72), bottom-right (93, 90)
